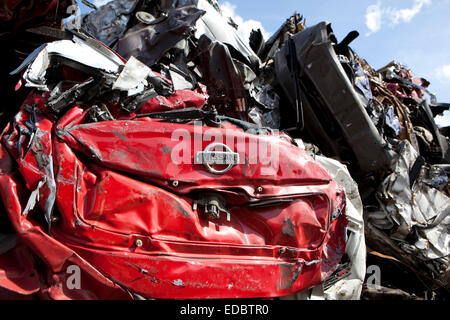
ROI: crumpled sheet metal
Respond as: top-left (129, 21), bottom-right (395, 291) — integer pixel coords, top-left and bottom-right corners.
top-left (0, 238), bottom-right (40, 296)
top-left (375, 140), bottom-right (450, 267)
top-left (283, 152), bottom-right (366, 300)
top-left (358, 56), bottom-right (420, 152)
top-left (4, 0), bottom-right (446, 300)
top-left (112, 56), bottom-right (152, 95)
top-left (194, 0), bottom-right (260, 66)
top-left (79, 0), bottom-right (259, 69)
top-left (82, 0), bottom-right (139, 47)
top-left (368, 141), bottom-right (450, 277)
top-left (0, 89), bottom-right (349, 298)
top-left (261, 13), bottom-right (305, 62)
top-left (274, 22), bottom-right (397, 178)
top-left (318, 156), bottom-right (366, 300)
top-left (0, 134), bottom-right (132, 299)
top-left (248, 85), bottom-right (281, 129)
top-left (198, 35), bottom-right (247, 112)
top-left (16, 36), bottom-right (124, 91)
top-left (137, 88), bottom-right (207, 114)
top-left (115, 6), bottom-right (206, 67)
top-left (76, 0), bottom-right (275, 126)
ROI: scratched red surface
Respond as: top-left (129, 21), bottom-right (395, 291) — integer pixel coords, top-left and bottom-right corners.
top-left (0, 91), bottom-right (348, 299)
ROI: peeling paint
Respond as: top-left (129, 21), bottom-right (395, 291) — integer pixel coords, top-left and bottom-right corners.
top-left (282, 218), bottom-right (296, 237)
top-left (173, 279), bottom-right (184, 287)
top-left (160, 146), bottom-right (172, 154)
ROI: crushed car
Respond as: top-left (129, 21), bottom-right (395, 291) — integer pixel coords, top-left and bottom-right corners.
top-left (0, 0), bottom-right (448, 300)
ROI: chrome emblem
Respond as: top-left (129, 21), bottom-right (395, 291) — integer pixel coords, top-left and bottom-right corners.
top-left (195, 143), bottom-right (240, 175)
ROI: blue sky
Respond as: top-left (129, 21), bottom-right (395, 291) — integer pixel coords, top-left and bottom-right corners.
top-left (78, 0), bottom-right (450, 126)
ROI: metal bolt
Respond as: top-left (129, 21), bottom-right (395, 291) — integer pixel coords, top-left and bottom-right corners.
top-left (172, 180), bottom-right (179, 187)
top-left (256, 187), bottom-right (263, 193)
top-left (135, 239), bottom-right (143, 247)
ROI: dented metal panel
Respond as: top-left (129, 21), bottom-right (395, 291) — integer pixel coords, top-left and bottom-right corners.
top-left (1, 0), bottom-right (448, 301)
top-left (275, 22), bottom-right (397, 179)
top-left (376, 141), bottom-right (449, 270)
top-left (0, 92), bottom-right (348, 298)
top-left (115, 6), bottom-right (206, 67)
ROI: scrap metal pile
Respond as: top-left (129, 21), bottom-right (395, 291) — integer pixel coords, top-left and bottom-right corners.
top-left (0, 0), bottom-right (448, 300)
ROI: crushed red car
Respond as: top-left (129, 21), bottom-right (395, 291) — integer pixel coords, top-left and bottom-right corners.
top-left (0, 0), bottom-right (448, 301)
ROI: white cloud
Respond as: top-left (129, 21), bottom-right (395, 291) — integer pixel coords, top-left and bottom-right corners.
top-left (365, 0), bottom-right (432, 36)
top-left (388, 0), bottom-right (432, 24)
top-left (92, 0), bottom-right (112, 8)
top-left (435, 111), bottom-right (450, 127)
top-left (435, 65), bottom-right (450, 81)
top-left (220, 1), bottom-right (270, 42)
top-left (365, 3), bottom-right (384, 35)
